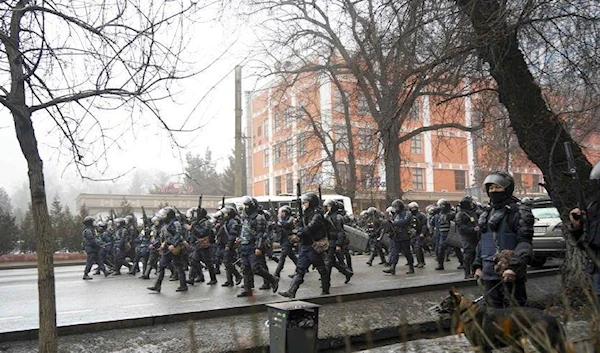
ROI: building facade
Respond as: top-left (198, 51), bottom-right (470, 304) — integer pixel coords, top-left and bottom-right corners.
top-left (246, 71), bottom-right (546, 209)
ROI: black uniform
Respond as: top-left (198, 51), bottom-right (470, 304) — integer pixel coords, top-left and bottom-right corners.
top-left (324, 208), bottom-right (353, 283)
top-left (455, 198), bottom-right (481, 279)
top-left (82, 221), bottom-right (107, 279)
top-left (237, 209), bottom-right (279, 297)
top-left (273, 213), bottom-right (298, 277)
top-left (189, 216), bottom-right (218, 285)
top-left (279, 193), bottom-right (330, 298)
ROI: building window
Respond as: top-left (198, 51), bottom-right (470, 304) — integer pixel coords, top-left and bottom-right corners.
top-left (284, 107), bottom-right (295, 127)
top-left (411, 134), bottom-right (422, 154)
top-left (333, 89), bottom-right (346, 113)
top-left (409, 100), bottom-right (420, 121)
top-left (298, 133), bottom-right (306, 156)
top-left (359, 165), bottom-right (373, 188)
top-left (275, 176), bottom-right (282, 195)
top-left (357, 93), bottom-right (370, 115)
top-left (264, 118), bottom-right (270, 139)
top-left (264, 148), bottom-right (270, 168)
top-left (454, 170), bottom-right (466, 191)
top-left (285, 140), bottom-right (294, 160)
top-left (273, 112), bottom-right (280, 132)
top-left (513, 172), bottom-right (522, 191)
top-left (532, 174), bottom-right (541, 193)
top-left (337, 162), bottom-right (350, 186)
top-left (286, 172), bottom-right (294, 194)
top-left (273, 144), bottom-right (281, 164)
top-left (256, 124), bottom-right (262, 137)
top-left (412, 168), bottom-right (424, 190)
top-left (334, 125), bottom-right (349, 150)
top-left (358, 129), bottom-right (374, 151)
top-left (264, 179), bottom-right (270, 195)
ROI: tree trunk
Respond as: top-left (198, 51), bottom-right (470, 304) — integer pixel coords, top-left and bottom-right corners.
top-left (455, 0), bottom-right (592, 301)
top-left (5, 1), bottom-right (57, 351)
top-left (13, 111), bottom-right (57, 353)
top-left (380, 121), bottom-right (402, 205)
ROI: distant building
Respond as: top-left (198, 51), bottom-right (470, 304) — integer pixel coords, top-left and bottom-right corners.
top-left (245, 70), bottom-right (547, 210)
top-left (75, 193), bottom-right (222, 218)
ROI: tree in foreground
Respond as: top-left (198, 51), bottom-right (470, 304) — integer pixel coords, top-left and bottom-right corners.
top-left (0, 1), bottom-right (210, 351)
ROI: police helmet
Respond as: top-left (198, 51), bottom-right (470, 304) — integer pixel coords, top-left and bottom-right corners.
top-left (407, 202), bottom-right (419, 211)
top-left (241, 195), bottom-right (256, 213)
top-left (391, 199), bottom-right (405, 212)
top-left (278, 205), bottom-right (292, 215)
top-left (459, 196), bottom-right (474, 210)
top-left (124, 215), bottom-right (134, 225)
top-left (367, 206), bottom-right (379, 216)
top-left (436, 199), bottom-right (450, 207)
top-left (590, 161), bottom-right (600, 180)
top-left (483, 171), bottom-right (515, 196)
top-left (114, 218), bottom-right (126, 227)
top-left (151, 216), bottom-right (159, 225)
top-left (300, 192), bottom-right (320, 209)
top-left (158, 207), bottom-right (176, 221)
top-left (359, 210), bottom-right (368, 217)
top-left (186, 207), bottom-right (197, 219)
top-left (222, 206), bottom-right (237, 219)
top-left (97, 220), bottom-right (107, 228)
top-left (386, 206), bottom-right (395, 215)
top-left (336, 200), bottom-right (345, 212)
top-left (83, 216), bottom-right (95, 226)
top-left (323, 199), bottom-right (338, 212)
top-left (425, 205), bottom-right (436, 214)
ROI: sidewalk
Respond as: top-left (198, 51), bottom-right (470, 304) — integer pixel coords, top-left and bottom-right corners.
top-left (0, 259), bottom-right (85, 270)
top-left (0, 273), bottom-right (570, 353)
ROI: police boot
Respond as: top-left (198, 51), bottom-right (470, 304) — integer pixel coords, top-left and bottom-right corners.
top-left (463, 262), bottom-right (473, 279)
top-left (406, 265), bottom-right (415, 274)
top-left (274, 259), bottom-right (285, 278)
top-left (221, 270), bottom-right (234, 287)
top-left (383, 265), bottom-right (396, 275)
top-left (102, 269), bottom-right (110, 278)
top-left (318, 267), bottom-right (330, 295)
top-left (278, 274), bottom-right (302, 299)
top-left (147, 279), bottom-right (162, 293)
top-left (176, 268), bottom-right (188, 292)
top-left (206, 267), bottom-right (218, 285)
top-left (83, 273), bottom-right (93, 280)
top-left (237, 288), bottom-right (253, 297)
top-left (343, 268), bottom-right (353, 284)
top-left (94, 269), bottom-right (101, 275)
top-left (234, 270), bottom-right (243, 285)
top-left (259, 280), bottom-right (271, 290)
top-left (435, 261), bottom-right (445, 270)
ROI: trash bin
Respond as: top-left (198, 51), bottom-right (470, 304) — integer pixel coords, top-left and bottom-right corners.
top-left (267, 300), bottom-right (320, 353)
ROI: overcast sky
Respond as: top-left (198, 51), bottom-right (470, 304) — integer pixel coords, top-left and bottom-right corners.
top-left (0, 4), bottom-right (262, 199)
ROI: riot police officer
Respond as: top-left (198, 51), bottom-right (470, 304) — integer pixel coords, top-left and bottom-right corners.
top-left (365, 207), bottom-right (387, 266)
top-left (220, 206), bottom-right (243, 287)
top-left (185, 207), bottom-right (218, 285)
top-left (140, 216), bottom-right (161, 279)
top-left (455, 196), bottom-right (481, 279)
top-left (279, 192), bottom-right (331, 298)
top-left (237, 196), bottom-right (280, 297)
top-left (112, 218), bottom-right (128, 275)
top-left (147, 207), bottom-right (188, 293)
top-left (323, 199), bottom-right (353, 283)
top-left (82, 216), bottom-right (108, 279)
top-left (433, 199), bottom-right (456, 271)
top-left (473, 171), bottom-right (534, 308)
top-left (383, 200), bottom-right (414, 275)
top-left (408, 202), bottom-right (428, 268)
top-left (273, 205), bottom-right (298, 278)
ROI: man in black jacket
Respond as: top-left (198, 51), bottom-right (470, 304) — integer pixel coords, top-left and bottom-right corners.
top-left (279, 192), bottom-right (330, 298)
top-left (455, 196), bottom-right (481, 279)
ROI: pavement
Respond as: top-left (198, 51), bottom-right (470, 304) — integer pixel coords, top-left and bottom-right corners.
top-left (0, 255), bottom-right (573, 353)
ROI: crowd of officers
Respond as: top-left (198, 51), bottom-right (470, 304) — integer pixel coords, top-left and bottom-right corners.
top-left (81, 171), bottom-right (537, 307)
top-left (80, 192), bottom-right (354, 298)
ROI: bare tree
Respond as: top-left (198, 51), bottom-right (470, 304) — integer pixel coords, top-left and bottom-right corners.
top-left (0, 1), bottom-right (214, 351)
top-left (246, 0), bottom-right (483, 203)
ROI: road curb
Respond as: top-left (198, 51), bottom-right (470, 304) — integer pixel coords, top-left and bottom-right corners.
top-left (0, 268), bottom-right (559, 343)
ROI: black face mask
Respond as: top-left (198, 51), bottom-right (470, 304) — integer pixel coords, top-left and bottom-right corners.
top-left (489, 191), bottom-right (507, 205)
top-left (411, 210), bottom-right (418, 215)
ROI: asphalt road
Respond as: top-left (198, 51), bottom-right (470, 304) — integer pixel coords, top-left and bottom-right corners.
top-left (0, 254), bottom-right (563, 334)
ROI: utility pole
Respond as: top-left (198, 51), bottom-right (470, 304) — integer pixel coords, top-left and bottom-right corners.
top-left (234, 65), bottom-right (244, 196)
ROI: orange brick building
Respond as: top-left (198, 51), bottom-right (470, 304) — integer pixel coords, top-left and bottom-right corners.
top-left (245, 72), bottom-right (548, 209)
